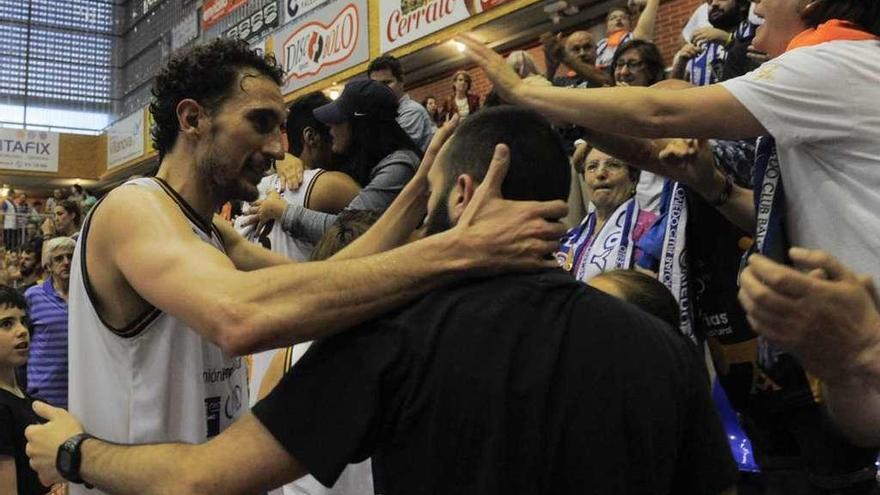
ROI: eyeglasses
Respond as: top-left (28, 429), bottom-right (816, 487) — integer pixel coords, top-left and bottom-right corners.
top-left (614, 59), bottom-right (645, 71)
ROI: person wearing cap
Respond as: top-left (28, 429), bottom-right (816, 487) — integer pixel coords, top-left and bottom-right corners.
top-left (266, 79), bottom-right (423, 245)
top-left (368, 55), bottom-right (437, 152)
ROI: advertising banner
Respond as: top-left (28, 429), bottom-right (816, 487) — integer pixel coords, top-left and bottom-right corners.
top-left (172, 9), bottom-right (200, 51)
top-left (0, 129), bottom-right (59, 173)
top-left (106, 110), bottom-right (146, 169)
top-left (224, 2), bottom-right (280, 44)
top-left (272, 0), bottom-right (369, 94)
top-left (282, 0), bottom-right (331, 24)
top-left (379, 0), bottom-right (509, 52)
top-left (203, 0), bottom-right (248, 29)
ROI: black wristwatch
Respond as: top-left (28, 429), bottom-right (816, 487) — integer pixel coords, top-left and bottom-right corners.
top-left (57, 432), bottom-right (95, 487)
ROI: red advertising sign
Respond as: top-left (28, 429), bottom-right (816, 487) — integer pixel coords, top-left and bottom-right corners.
top-left (270, 0), bottom-right (369, 93)
top-left (380, 0), bottom-right (509, 51)
top-left (203, 0), bottom-right (249, 29)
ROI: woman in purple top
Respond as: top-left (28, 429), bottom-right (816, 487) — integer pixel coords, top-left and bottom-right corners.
top-left (556, 147), bottom-right (657, 282)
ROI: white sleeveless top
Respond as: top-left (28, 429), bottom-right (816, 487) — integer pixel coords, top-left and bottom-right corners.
top-left (68, 177), bottom-right (248, 495)
top-left (250, 345), bottom-right (374, 495)
top-left (3, 200), bottom-right (17, 229)
top-left (234, 170), bottom-right (325, 262)
top-left (242, 169), bottom-right (374, 495)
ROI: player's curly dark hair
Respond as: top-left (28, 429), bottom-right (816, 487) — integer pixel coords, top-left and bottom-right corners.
top-left (149, 38), bottom-right (285, 159)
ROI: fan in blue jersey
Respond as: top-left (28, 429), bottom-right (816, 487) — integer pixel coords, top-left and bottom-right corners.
top-left (672, 0), bottom-right (751, 86)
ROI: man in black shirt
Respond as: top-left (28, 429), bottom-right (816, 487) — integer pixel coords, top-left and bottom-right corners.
top-left (24, 107), bottom-right (737, 495)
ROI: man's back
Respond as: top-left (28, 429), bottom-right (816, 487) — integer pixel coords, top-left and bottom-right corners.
top-left (254, 270), bottom-right (737, 494)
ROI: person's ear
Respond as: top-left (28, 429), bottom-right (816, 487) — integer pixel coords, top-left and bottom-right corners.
top-left (177, 99), bottom-right (202, 137)
top-left (448, 174), bottom-right (477, 224)
top-left (303, 127), bottom-right (318, 148)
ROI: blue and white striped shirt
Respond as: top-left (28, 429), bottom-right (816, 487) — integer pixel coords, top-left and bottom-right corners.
top-left (687, 41), bottom-right (727, 86)
top-left (25, 278), bottom-right (69, 409)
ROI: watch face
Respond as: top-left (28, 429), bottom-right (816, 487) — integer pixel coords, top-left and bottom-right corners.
top-left (57, 447), bottom-right (73, 472)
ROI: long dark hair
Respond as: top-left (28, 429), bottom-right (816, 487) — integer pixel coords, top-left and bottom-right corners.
top-left (344, 119), bottom-right (422, 187)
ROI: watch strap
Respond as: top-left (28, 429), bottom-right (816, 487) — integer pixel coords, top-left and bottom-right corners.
top-left (56, 432), bottom-right (95, 486)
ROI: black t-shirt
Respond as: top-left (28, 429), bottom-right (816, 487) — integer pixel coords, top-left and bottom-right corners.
top-left (0, 389), bottom-right (50, 495)
top-left (253, 270), bottom-right (738, 494)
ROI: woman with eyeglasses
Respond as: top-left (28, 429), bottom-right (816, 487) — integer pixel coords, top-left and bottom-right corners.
top-left (556, 147), bottom-right (658, 283)
top-left (605, 39), bottom-right (668, 213)
top-left (461, 0), bottom-right (880, 490)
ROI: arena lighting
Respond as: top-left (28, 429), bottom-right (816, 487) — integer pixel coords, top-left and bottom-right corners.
top-left (451, 40), bottom-right (466, 53)
top-left (329, 89), bottom-right (341, 100)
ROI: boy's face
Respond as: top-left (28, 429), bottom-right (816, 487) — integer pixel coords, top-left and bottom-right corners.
top-left (0, 305), bottom-right (29, 369)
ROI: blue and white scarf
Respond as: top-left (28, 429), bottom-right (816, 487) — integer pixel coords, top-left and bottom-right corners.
top-left (657, 180), bottom-right (696, 343)
top-left (745, 136), bottom-right (790, 366)
top-left (557, 198), bottom-right (640, 282)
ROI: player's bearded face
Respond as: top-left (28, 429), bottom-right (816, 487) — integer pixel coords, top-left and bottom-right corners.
top-left (198, 147), bottom-right (267, 203)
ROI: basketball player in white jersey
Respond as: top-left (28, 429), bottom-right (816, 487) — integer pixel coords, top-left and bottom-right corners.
top-left (241, 92), bottom-right (371, 495)
top-left (32, 38), bottom-right (566, 492)
top-left (235, 92), bottom-right (360, 261)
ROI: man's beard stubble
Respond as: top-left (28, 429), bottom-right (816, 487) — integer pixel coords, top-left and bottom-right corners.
top-left (709, 6), bottom-right (742, 31)
top-left (198, 152), bottom-right (260, 204)
top-left (424, 185), bottom-right (454, 236)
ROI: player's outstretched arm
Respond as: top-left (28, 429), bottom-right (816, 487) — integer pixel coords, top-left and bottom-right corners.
top-left (91, 143), bottom-right (566, 356)
top-left (26, 402), bottom-right (303, 495)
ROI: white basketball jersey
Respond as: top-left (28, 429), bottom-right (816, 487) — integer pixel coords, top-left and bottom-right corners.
top-left (250, 344), bottom-right (374, 495)
top-left (68, 177), bottom-right (248, 495)
top-left (235, 170), bottom-right (325, 261)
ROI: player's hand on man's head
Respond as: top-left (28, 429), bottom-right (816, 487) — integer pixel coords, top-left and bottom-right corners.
top-left (451, 143), bottom-right (568, 273)
top-left (25, 401), bottom-right (84, 486)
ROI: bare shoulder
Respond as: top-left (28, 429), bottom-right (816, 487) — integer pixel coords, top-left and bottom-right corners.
top-left (317, 171), bottom-right (360, 190)
top-left (308, 171), bottom-right (361, 213)
top-left (88, 183), bottom-right (200, 252)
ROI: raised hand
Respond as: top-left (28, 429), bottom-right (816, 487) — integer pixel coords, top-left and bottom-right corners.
top-left (674, 43), bottom-right (701, 63)
top-left (656, 138), bottom-right (716, 190)
top-left (457, 34), bottom-right (525, 104)
top-left (539, 32), bottom-right (566, 64)
top-left (691, 27), bottom-right (730, 46)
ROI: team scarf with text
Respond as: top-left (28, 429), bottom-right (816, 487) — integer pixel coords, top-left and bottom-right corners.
top-left (557, 197), bottom-right (639, 282)
top-left (657, 180), bottom-right (696, 343)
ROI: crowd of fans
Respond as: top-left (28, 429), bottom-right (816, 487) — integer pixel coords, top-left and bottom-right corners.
top-left (2, 0), bottom-right (879, 494)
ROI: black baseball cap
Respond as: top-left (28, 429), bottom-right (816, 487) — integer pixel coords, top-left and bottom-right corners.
top-left (313, 79), bottom-right (399, 125)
